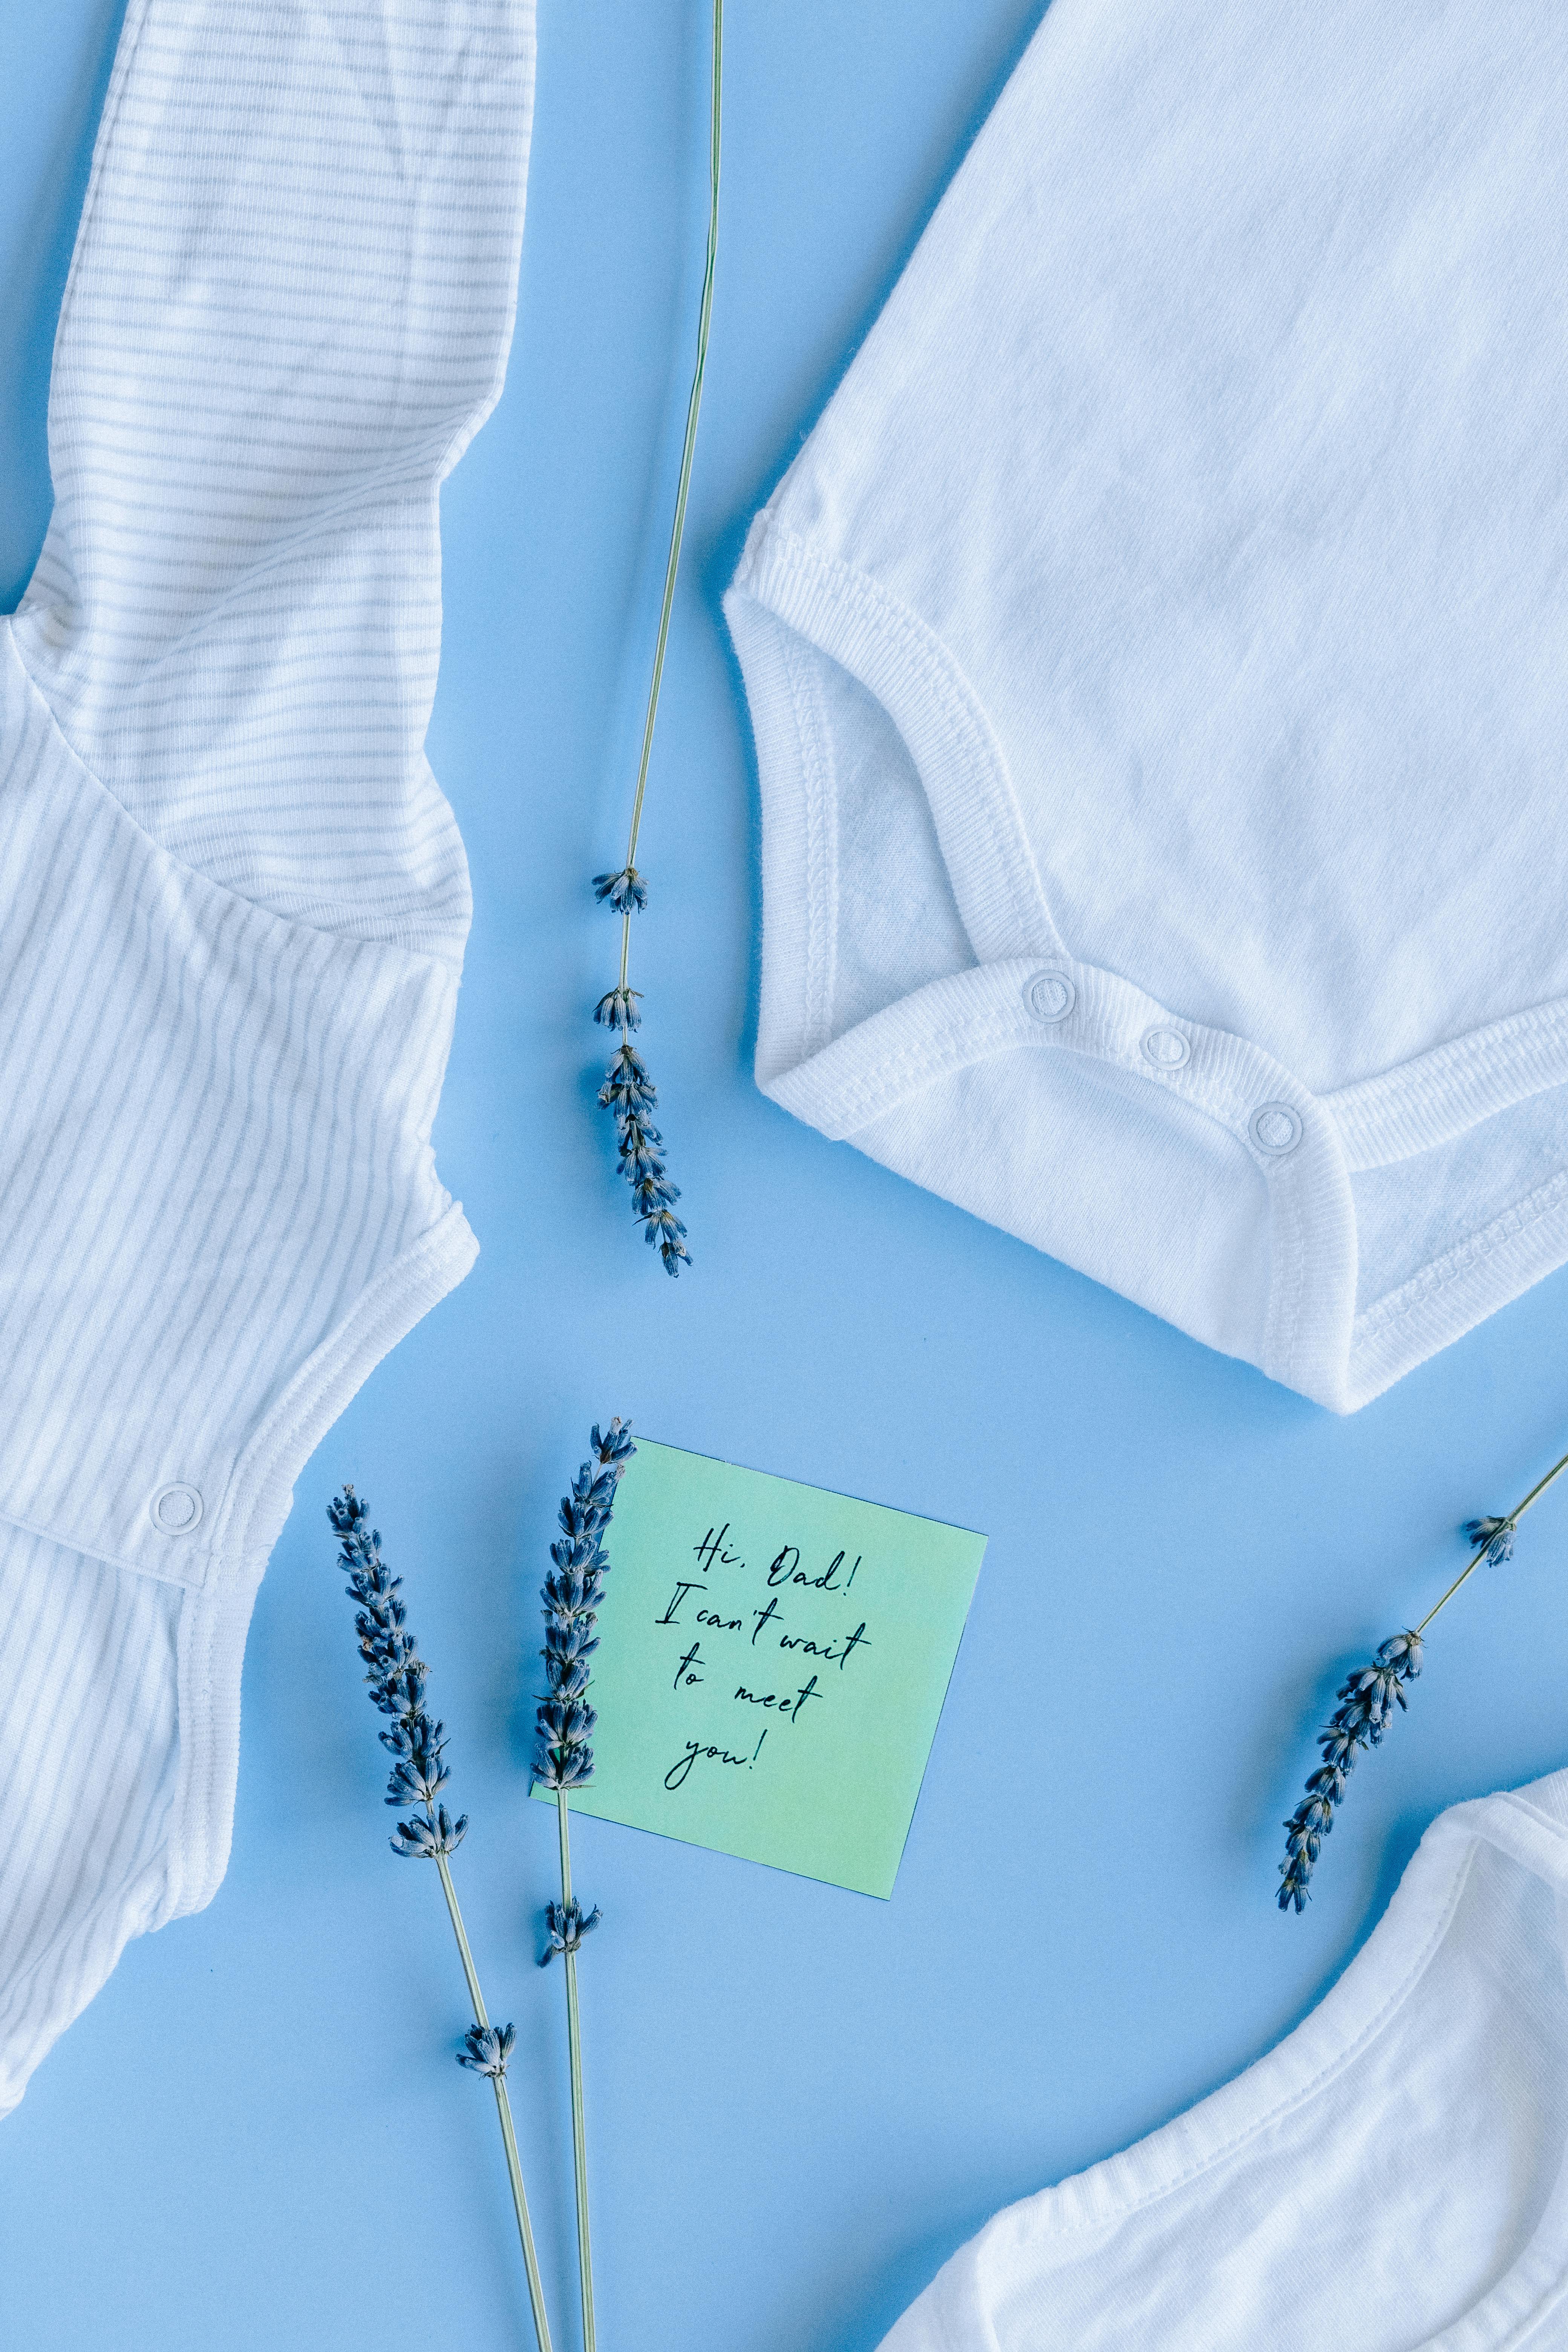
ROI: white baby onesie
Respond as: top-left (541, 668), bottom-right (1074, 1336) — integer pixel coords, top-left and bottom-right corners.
top-left (881, 1769), bottom-right (1568, 2351)
top-left (0, 0), bottom-right (533, 2113)
top-left (726, 0), bottom-right (1568, 1412)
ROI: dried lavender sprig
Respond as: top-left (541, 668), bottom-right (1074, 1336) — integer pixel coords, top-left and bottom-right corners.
top-left (595, 1042), bottom-right (690, 1277)
top-left (1277, 1442), bottom-right (1568, 1913)
top-left (531, 1419), bottom-right (636, 2352)
top-left (590, 0), bottom-right (722, 1275)
top-left (1277, 1631), bottom-right (1423, 1912)
top-left (327, 1490), bottom-right (554, 2352)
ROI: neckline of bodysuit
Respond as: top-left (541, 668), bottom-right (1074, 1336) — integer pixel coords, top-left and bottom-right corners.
top-left (1000, 1776), bottom-right (1568, 2350)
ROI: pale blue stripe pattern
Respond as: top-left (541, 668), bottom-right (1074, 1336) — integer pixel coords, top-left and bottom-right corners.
top-left (0, 0), bottom-right (534, 2114)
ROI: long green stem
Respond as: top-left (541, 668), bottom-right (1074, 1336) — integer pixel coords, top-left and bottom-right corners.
top-left (616, 0), bottom-right (724, 994)
top-left (1413, 1444), bottom-right (1568, 1636)
top-left (435, 1851), bottom-right (554, 2352)
top-left (555, 1792), bottom-right (595, 2352)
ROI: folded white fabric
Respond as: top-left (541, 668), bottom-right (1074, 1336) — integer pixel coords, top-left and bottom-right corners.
top-left (0, 0), bottom-right (533, 2113)
top-left (882, 1768), bottom-right (1568, 2350)
top-left (726, 0), bottom-right (1568, 1411)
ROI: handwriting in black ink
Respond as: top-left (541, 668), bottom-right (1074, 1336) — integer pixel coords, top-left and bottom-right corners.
top-left (732, 1673), bottom-right (822, 1725)
top-left (664, 1727), bottom-right (766, 1792)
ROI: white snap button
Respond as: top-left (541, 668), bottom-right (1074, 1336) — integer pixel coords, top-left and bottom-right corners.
top-left (1248, 1102), bottom-right (1303, 1157)
top-left (151, 1483), bottom-right (203, 1536)
top-left (1026, 971), bottom-right (1076, 1024)
top-left (1141, 1027), bottom-right (1191, 1071)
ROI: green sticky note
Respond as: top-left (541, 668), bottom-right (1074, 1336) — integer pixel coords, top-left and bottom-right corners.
top-left (535, 1440), bottom-right (986, 1898)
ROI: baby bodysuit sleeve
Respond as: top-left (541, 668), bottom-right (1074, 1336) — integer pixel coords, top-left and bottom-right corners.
top-left (0, 0), bottom-right (533, 2112)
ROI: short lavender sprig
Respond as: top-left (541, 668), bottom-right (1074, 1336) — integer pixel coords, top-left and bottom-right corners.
top-left (327, 1490), bottom-right (553, 2352)
top-left (1277, 1632), bottom-right (1423, 1912)
top-left (328, 1488), bottom-right (467, 1861)
top-left (532, 1417), bottom-right (637, 1798)
top-left (531, 1419), bottom-right (635, 2352)
top-left (1276, 1445), bottom-right (1568, 1913)
top-left (595, 1035), bottom-right (690, 1277)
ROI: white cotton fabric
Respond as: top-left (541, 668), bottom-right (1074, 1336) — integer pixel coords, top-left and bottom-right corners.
top-left (0, 0), bottom-right (534, 2115)
top-left (881, 1769), bottom-right (1568, 2352)
top-left (725, 0), bottom-right (1568, 1412)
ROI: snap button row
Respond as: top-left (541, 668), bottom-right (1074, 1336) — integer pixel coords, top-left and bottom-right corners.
top-left (150, 1483), bottom-right (203, 1536)
top-left (1024, 977), bottom-right (1302, 1164)
top-left (1140, 1027), bottom-right (1190, 1071)
top-left (1248, 1101), bottom-right (1302, 1157)
top-left (1025, 971), bottom-right (1076, 1024)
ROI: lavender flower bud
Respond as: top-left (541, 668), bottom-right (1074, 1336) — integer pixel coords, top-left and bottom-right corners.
top-left (598, 1049), bottom-right (657, 1115)
top-left (456, 2023), bottom-right (515, 2079)
top-left (539, 1899), bottom-right (602, 1967)
top-left (392, 1804), bottom-right (468, 1859)
top-left (594, 986), bottom-right (643, 1031)
top-left (593, 865), bottom-right (649, 913)
top-left (533, 1740), bottom-right (595, 1792)
top-left (640, 1200), bottom-right (692, 1275)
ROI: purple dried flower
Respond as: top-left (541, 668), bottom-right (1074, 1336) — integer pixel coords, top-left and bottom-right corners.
top-left (594, 1049), bottom-right (692, 1273)
top-left (325, 1492), bottom-right (554, 2347)
top-left (592, 865), bottom-right (648, 914)
top-left (531, 1421), bottom-right (636, 1795)
top-left (1273, 1453), bottom-right (1568, 1917)
top-left (1277, 1631), bottom-right (1423, 1913)
top-left (594, 986), bottom-right (642, 1031)
top-left (456, 2023), bottom-right (515, 2079)
top-left (327, 1489), bottom-right (469, 1858)
top-left (640, 1197), bottom-right (691, 1276)
top-left (539, 1899), bottom-right (602, 1968)
top-left (597, 1040), bottom-right (656, 1115)
top-left (1462, 1515), bottom-right (1516, 1566)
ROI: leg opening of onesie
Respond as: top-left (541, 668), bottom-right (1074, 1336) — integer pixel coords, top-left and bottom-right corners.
top-left (1352, 1085), bottom-right (1568, 1312)
top-left (725, 572), bottom-right (1301, 1386)
top-left (726, 567), bottom-right (979, 1087)
top-left (1345, 1086), bottom-right (1568, 1406)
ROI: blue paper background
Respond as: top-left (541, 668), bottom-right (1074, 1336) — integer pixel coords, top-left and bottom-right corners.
top-left (3, 5), bottom-right (1568, 2347)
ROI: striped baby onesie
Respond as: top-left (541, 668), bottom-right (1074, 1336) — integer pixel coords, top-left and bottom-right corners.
top-left (0, 0), bottom-right (534, 2112)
